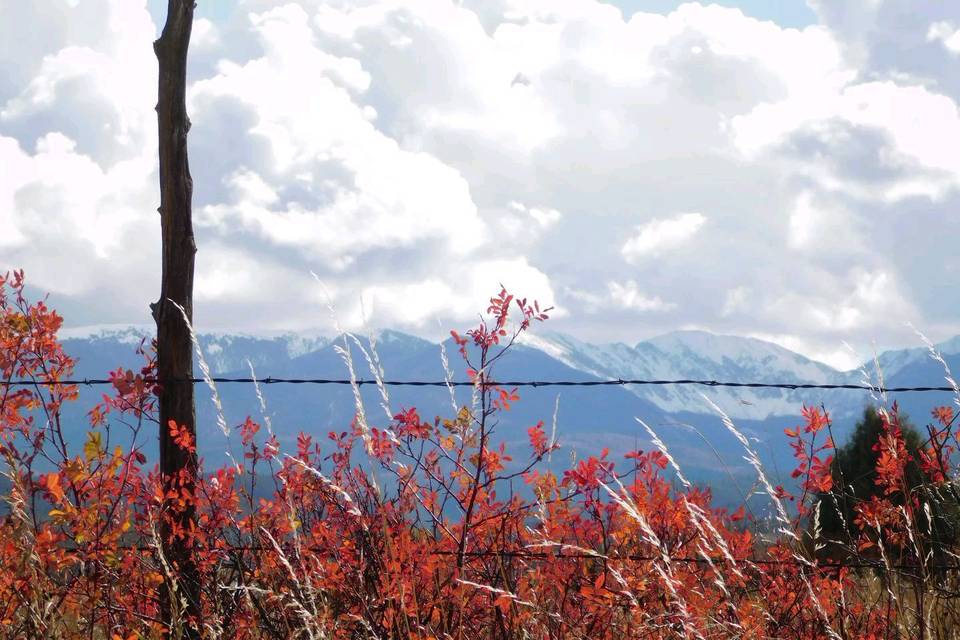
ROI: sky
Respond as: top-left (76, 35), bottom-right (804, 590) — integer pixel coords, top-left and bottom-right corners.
top-left (2, 0), bottom-right (959, 370)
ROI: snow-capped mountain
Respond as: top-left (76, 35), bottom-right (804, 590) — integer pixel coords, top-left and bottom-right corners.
top-left (870, 335), bottom-right (960, 382)
top-left (59, 324), bottom-right (154, 345)
top-left (519, 330), bottom-right (856, 419)
top-left (61, 326), bottom-right (330, 376)
top-left (60, 325), bottom-right (960, 422)
top-left (536, 328), bottom-right (960, 425)
top-left (54, 325), bottom-right (960, 497)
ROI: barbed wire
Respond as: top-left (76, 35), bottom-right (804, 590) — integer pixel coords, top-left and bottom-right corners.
top-left (0, 376), bottom-right (955, 393)
top-left (61, 543), bottom-right (956, 573)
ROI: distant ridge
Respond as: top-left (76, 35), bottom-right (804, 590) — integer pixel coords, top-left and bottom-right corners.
top-left (58, 325), bottom-right (960, 422)
top-left (50, 326), bottom-right (960, 490)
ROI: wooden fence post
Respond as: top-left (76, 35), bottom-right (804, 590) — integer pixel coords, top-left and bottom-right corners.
top-left (153, 1), bottom-right (200, 636)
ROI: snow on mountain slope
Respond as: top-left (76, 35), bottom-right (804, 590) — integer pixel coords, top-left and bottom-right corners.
top-left (199, 333), bottom-right (330, 373)
top-left (61, 325), bottom-right (959, 421)
top-left (60, 327), bottom-right (330, 375)
top-left (520, 330), bottom-right (859, 419)
top-left (643, 331), bottom-right (838, 381)
top-left (60, 325), bottom-right (154, 344)
top-left (869, 335), bottom-right (960, 382)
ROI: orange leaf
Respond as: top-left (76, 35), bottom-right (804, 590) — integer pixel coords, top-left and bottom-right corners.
top-left (45, 473), bottom-right (64, 503)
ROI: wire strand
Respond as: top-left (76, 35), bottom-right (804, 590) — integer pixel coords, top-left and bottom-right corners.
top-left (0, 376), bottom-right (954, 393)
top-left (60, 543), bottom-right (956, 573)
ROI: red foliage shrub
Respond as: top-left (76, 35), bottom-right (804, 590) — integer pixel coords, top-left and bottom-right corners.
top-left (0, 272), bottom-right (956, 638)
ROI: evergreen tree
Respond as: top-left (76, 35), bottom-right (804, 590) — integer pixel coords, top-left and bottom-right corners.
top-left (816, 406), bottom-right (959, 559)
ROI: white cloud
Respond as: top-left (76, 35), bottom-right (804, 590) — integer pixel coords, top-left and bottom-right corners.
top-left (746, 332), bottom-right (864, 371)
top-left (766, 268), bottom-right (917, 334)
top-left (564, 280), bottom-right (674, 314)
top-left (0, 0), bottom-right (158, 316)
top-left (192, 18), bottom-right (221, 51)
top-left (347, 257), bottom-right (561, 330)
top-left (928, 21), bottom-right (960, 54)
top-left (621, 213), bottom-right (706, 262)
top-left (607, 280), bottom-right (675, 312)
top-left (721, 286), bottom-right (750, 317)
top-left (734, 81), bottom-right (960, 190)
top-left (0, 126), bottom-right (157, 292)
top-left (3, 0), bottom-right (960, 360)
top-left (189, 4), bottom-right (486, 265)
top-left (787, 191), bottom-right (866, 253)
top-left (507, 201), bottom-right (561, 229)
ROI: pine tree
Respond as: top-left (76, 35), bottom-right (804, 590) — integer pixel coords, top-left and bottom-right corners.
top-left (816, 406), bottom-right (959, 560)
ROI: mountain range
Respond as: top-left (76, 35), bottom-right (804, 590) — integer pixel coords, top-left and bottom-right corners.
top-left (52, 327), bottom-right (960, 507)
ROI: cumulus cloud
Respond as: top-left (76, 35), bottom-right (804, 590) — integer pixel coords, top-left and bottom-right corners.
top-left (1, 0), bottom-right (958, 361)
top-left (621, 213), bottom-right (706, 262)
top-left (352, 257), bottom-right (560, 328)
top-left (928, 21), bottom-right (960, 55)
top-left (807, 1), bottom-right (960, 99)
top-left (607, 281), bottom-right (675, 312)
top-left (721, 286), bottom-right (750, 317)
top-left (190, 4), bottom-right (486, 263)
top-left (0, 1), bottom-right (159, 326)
top-left (564, 280), bottom-right (674, 315)
top-left (734, 81), bottom-right (960, 198)
top-left (507, 201), bottom-right (562, 229)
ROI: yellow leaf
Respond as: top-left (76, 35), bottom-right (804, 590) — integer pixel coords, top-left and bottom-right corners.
top-left (66, 458), bottom-right (86, 483)
top-left (84, 431), bottom-right (103, 462)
